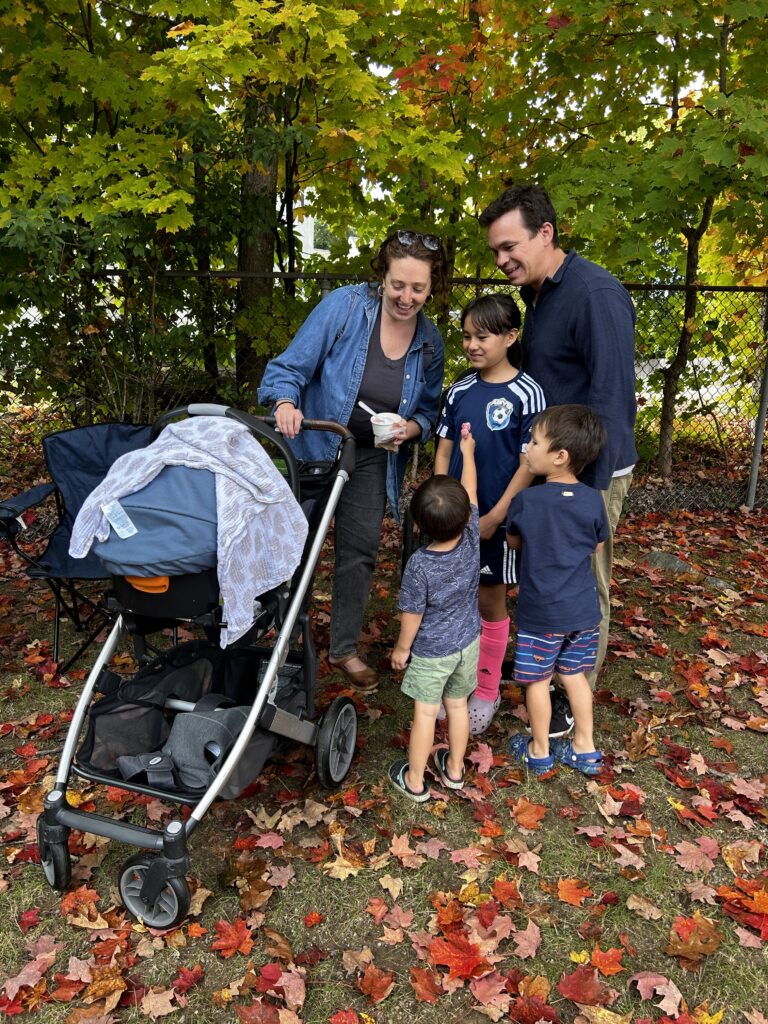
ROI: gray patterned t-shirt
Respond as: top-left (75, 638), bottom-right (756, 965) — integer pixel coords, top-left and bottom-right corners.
top-left (399, 505), bottom-right (481, 658)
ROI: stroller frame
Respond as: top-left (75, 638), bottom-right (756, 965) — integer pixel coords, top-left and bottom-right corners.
top-left (38, 405), bottom-right (357, 927)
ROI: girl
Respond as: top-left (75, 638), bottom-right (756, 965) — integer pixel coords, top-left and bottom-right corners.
top-left (435, 294), bottom-right (545, 733)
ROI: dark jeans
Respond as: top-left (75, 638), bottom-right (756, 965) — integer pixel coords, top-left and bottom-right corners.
top-left (329, 446), bottom-right (388, 660)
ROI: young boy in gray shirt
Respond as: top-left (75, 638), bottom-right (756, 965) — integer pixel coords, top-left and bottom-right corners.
top-left (389, 429), bottom-right (480, 801)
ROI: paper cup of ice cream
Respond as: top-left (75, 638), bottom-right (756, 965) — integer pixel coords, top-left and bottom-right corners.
top-left (371, 412), bottom-right (403, 439)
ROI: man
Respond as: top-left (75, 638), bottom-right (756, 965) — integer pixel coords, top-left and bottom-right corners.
top-left (479, 184), bottom-right (636, 730)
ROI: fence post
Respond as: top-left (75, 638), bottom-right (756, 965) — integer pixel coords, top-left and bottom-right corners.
top-left (746, 295), bottom-right (768, 508)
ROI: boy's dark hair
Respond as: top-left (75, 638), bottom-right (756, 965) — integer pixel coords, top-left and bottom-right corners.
top-left (461, 293), bottom-right (522, 368)
top-left (532, 404), bottom-right (606, 477)
top-left (410, 474), bottom-right (470, 542)
top-left (478, 184), bottom-right (559, 246)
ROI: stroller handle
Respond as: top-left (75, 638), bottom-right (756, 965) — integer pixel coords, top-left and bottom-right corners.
top-left (263, 416), bottom-right (357, 479)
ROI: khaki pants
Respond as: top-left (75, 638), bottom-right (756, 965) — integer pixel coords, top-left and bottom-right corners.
top-left (588, 472), bottom-right (633, 688)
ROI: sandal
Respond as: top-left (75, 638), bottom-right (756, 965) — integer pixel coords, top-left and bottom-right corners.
top-left (433, 747), bottom-right (465, 790)
top-left (468, 693), bottom-right (502, 735)
top-left (508, 734), bottom-right (556, 776)
top-left (329, 653), bottom-right (378, 692)
top-left (388, 759), bottom-right (430, 802)
top-left (551, 738), bottom-right (603, 776)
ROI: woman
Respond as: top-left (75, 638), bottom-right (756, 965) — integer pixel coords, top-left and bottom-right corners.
top-left (258, 230), bottom-right (446, 690)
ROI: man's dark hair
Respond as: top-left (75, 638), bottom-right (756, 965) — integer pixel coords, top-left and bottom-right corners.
top-left (461, 293), bottom-right (522, 368)
top-left (532, 404), bottom-right (606, 477)
top-left (478, 184), bottom-right (559, 245)
top-left (410, 474), bottom-right (470, 542)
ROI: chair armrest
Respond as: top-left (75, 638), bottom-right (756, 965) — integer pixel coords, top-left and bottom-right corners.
top-left (0, 482), bottom-right (55, 539)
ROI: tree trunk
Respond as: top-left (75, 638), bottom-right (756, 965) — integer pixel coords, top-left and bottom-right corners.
top-left (657, 196), bottom-right (715, 477)
top-left (193, 146), bottom-right (219, 393)
top-left (235, 93), bottom-right (278, 402)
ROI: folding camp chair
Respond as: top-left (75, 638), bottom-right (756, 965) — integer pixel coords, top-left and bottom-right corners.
top-left (0, 422), bottom-right (152, 673)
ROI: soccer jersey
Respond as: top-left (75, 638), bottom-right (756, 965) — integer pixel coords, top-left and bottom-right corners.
top-left (506, 482), bottom-right (608, 633)
top-left (437, 372), bottom-right (545, 515)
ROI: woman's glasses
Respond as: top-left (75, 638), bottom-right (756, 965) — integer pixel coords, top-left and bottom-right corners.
top-left (397, 230), bottom-right (441, 251)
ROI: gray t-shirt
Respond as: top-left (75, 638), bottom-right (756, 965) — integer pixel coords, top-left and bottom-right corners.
top-left (347, 305), bottom-right (409, 444)
top-left (399, 505), bottom-right (481, 657)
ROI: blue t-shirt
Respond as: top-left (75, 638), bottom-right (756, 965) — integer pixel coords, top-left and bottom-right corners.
top-left (437, 372), bottom-right (546, 515)
top-left (506, 482), bottom-right (608, 633)
top-left (399, 505), bottom-right (481, 657)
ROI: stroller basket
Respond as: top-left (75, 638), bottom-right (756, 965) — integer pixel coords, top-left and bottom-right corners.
top-left (75, 640), bottom-right (307, 802)
top-left (37, 406), bottom-right (359, 930)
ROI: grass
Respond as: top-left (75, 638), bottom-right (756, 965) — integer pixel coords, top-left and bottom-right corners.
top-left (1, 418), bottom-right (768, 1022)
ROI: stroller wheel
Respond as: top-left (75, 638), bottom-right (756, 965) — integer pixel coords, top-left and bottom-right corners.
top-left (315, 696), bottom-right (358, 788)
top-left (36, 815), bottom-right (71, 891)
top-left (118, 854), bottom-right (190, 929)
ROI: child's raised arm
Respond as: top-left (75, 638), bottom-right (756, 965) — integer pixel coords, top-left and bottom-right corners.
top-left (459, 426), bottom-right (477, 507)
top-left (434, 436), bottom-right (452, 475)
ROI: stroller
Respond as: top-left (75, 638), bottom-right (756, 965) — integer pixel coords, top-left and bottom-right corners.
top-left (36, 405), bottom-right (358, 928)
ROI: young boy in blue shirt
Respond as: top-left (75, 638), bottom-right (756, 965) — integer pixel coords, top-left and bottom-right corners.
top-left (389, 429), bottom-right (480, 801)
top-left (505, 405), bottom-right (608, 776)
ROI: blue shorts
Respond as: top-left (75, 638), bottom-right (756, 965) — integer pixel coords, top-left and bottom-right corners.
top-left (514, 625), bottom-right (600, 685)
top-left (479, 526), bottom-right (518, 586)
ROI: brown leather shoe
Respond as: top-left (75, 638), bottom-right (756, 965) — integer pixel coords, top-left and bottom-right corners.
top-left (329, 653), bottom-right (378, 692)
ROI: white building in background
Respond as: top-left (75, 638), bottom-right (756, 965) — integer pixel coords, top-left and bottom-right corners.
top-left (293, 213), bottom-right (357, 259)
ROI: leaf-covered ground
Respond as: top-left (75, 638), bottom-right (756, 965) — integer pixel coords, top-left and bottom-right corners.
top-left (1, 408), bottom-right (767, 1024)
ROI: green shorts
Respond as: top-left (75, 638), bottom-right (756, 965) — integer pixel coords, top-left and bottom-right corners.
top-left (401, 635), bottom-right (480, 705)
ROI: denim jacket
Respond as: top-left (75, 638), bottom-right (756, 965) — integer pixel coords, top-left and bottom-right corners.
top-left (258, 283), bottom-right (445, 520)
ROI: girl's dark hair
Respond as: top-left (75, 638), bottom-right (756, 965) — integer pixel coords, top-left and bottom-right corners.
top-left (410, 474), bottom-right (470, 542)
top-left (532, 404), bottom-right (607, 476)
top-left (461, 293), bottom-right (522, 368)
top-left (370, 229), bottom-right (448, 303)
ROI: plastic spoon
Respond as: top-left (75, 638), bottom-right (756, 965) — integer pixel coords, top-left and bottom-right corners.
top-left (357, 400), bottom-right (378, 417)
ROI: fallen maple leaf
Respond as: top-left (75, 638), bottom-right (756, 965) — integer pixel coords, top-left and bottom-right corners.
top-left (140, 987), bottom-right (177, 1020)
top-left (468, 742), bottom-right (494, 773)
top-left (410, 966), bottom-right (443, 1003)
top-left (556, 965), bottom-right (614, 1006)
top-left (509, 994), bottom-right (560, 1024)
top-left (365, 897), bottom-right (389, 924)
top-left (666, 912), bottom-right (723, 968)
top-left (574, 1006), bottom-right (634, 1024)
top-left (629, 971), bottom-right (684, 1015)
top-left (470, 971), bottom-right (512, 1012)
top-left (172, 964), bottom-right (204, 993)
top-left (674, 838), bottom-right (719, 873)
top-left (235, 999), bottom-right (280, 1023)
top-left (492, 876), bottom-right (523, 908)
top-left (303, 911), bottom-right (324, 928)
top-left (429, 932), bottom-right (492, 980)
top-left (357, 963), bottom-right (395, 1004)
top-left (211, 917), bottom-right (254, 959)
top-left (626, 894), bottom-right (663, 920)
top-left (329, 1012), bottom-right (361, 1024)
top-left (18, 908), bottom-right (41, 934)
top-left (514, 919), bottom-right (541, 959)
top-left (590, 945), bottom-right (625, 976)
top-left (511, 796), bottom-right (547, 830)
top-left (558, 877), bottom-right (594, 907)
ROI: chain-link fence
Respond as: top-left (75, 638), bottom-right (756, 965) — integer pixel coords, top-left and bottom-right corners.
top-left (2, 271), bottom-right (767, 511)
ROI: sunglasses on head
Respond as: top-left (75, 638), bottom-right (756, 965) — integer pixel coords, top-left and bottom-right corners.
top-left (397, 229), bottom-right (441, 251)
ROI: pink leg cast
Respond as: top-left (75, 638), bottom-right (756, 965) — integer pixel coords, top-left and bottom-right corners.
top-left (468, 617), bottom-right (509, 734)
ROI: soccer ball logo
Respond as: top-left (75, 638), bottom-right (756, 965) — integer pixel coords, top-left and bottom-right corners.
top-left (486, 397), bottom-right (513, 431)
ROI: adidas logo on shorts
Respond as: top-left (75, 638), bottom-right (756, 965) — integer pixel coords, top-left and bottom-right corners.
top-left (479, 564), bottom-right (493, 575)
